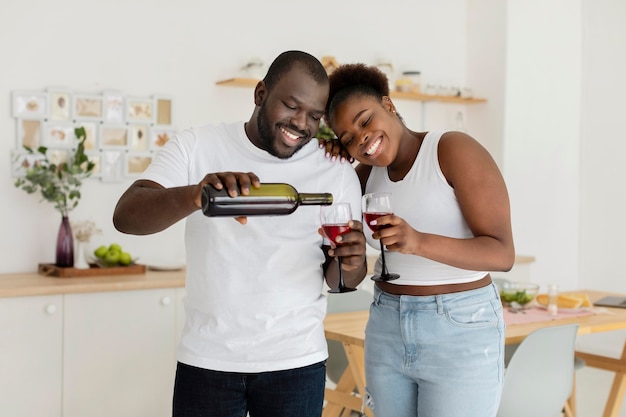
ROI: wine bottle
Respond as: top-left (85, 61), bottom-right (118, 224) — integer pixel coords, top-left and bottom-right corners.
top-left (201, 183), bottom-right (333, 217)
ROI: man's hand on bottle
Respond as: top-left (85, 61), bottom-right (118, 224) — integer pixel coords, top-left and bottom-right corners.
top-left (196, 172), bottom-right (262, 224)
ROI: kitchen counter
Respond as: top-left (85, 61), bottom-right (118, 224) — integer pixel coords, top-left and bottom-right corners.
top-left (0, 255), bottom-right (535, 299)
top-left (0, 268), bottom-right (186, 298)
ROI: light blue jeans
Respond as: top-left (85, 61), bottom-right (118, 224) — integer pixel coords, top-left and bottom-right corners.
top-left (364, 283), bottom-right (505, 417)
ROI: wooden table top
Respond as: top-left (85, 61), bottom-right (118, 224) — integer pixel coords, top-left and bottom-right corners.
top-left (324, 290), bottom-right (626, 346)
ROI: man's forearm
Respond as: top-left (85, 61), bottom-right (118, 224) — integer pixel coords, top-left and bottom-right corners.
top-left (113, 181), bottom-right (200, 235)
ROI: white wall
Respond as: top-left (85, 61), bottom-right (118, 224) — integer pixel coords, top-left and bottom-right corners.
top-left (580, 0), bottom-right (626, 293)
top-left (503, 0), bottom-right (583, 292)
top-left (576, 0), bottom-right (626, 365)
top-left (0, 0), bottom-right (471, 273)
top-left (466, 0), bottom-right (507, 166)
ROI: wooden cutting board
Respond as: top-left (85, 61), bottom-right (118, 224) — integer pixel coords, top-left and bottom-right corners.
top-left (38, 263), bottom-right (146, 278)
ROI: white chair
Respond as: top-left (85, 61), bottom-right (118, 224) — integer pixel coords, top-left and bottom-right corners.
top-left (495, 276), bottom-right (584, 416)
top-left (497, 323), bottom-right (579, 417)
top-left (504, 343), bottom-right (583, 417)
top-left (325, 290), bottom-right (373, 387)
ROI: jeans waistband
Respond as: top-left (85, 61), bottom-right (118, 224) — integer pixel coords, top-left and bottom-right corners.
top-left (375, 274), bottom-right (492, 296)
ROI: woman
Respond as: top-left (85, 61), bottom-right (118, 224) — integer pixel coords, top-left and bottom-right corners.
top-left (324, 63), bottom-right (515, 417)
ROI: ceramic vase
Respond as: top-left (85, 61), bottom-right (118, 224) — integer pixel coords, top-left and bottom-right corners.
top-left (56, 215), bottom-right (74, 268)
top-left (74, 240), bottom-right (90, 269)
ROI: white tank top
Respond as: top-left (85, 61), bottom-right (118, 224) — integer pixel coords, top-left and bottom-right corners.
top-left (365, 131), bottom-right (487, 285)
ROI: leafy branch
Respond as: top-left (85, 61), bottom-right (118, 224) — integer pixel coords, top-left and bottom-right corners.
top-left (14, 126), bottom-right (95, 216)
top-left (316, 121), bottom-right (337, 141)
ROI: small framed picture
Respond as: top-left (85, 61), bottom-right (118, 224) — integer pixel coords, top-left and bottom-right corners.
top-left (126, 97), bottom-right (155, 123)
top-left (99, 125), bottom-right (129, 148)
top-left (130, 124), bottom-right (149, 151)
top-left (125, 153), bottom-right (153, 176)
top-left (43, 122), bottom-right (75, 148)
top-left (17, 119), bottom-right (43, 149)
top-left (12, 91), bottom-right (48, 119)
top-left (11, 149), bottom-right (45, 177)
top-left (154, 96), bottom-right (172, 125)
top-left (100, 150), bottom-right (125, 182)
top-left (73, 94), bottom-right (104, 120)
top-left (103, 92), bottom-right (125, 123)
top-left (149, 126), bottom-right (176, 150)
top-left (75, 122), bottom-right (98, 150)
top-left (48, 89), bottom-right (72, 121)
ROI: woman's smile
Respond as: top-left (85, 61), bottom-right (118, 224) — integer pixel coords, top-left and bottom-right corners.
top-left (365, 136), bottom-right (383, 156)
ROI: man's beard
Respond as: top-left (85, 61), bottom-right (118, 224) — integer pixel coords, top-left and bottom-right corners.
top-left (257, 102), bottom-right (307, 160)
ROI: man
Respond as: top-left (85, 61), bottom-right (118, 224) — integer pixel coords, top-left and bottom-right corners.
top-left (113, 50), bottom-right (367, 417)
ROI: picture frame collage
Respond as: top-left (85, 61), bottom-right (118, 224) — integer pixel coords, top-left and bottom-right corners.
top-left (11, 89), bottom-right (176, 181)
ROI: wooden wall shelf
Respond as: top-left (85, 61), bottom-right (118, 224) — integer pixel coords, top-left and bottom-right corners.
top-left (215, 78), bottom-right (260, 88)
top-left (215, 78), bottom-right (487, 104)
top-left (390, 90), bottom-right (486, 104)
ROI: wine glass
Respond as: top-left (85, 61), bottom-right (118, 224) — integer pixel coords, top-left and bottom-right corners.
top-left (362, 193), bottom-right (400, 282)
top-left (321, 203), bottom-right (357, 293)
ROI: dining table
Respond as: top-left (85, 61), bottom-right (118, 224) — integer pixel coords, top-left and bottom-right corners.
top-left (322, 289), bottom-right (626, 417)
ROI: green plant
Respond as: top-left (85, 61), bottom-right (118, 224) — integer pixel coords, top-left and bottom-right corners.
top-left (14, 126), bottom-right (96, 216)
top-left (316, 121), bottom-right (337, 141)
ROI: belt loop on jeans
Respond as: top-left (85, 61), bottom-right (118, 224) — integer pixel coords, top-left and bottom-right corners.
top-left (373, 286), bottom-right (383, 305)
top-left (436, 295), bottom-right (444, 314)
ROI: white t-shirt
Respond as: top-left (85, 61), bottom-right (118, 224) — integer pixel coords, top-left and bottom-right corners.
top-left (141, 121), bottom-right (362, 372)
top-left (365, 130), bottom-right (487, 285)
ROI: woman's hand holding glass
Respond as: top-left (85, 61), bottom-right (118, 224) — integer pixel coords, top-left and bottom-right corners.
top-left (362, 193), bottom-right (400, 281)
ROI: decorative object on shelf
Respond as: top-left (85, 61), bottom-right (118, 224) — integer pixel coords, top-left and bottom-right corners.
top-left (71, 219), bottom-right (102, 269)
top-left (321, 56), bottom-right (339, 75)
top-left (375, 60), bottom-right (395, 91)
top-left (461, 87), bottom-right (474, 99)
top-left (14, 127), bottom-right (95, 267)
top-left (239, 57), bottom-right (264, 79)
top-left (399, 71), bottom-right (421, 93)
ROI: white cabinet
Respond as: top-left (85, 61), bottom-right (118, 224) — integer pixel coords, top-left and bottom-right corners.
top-left (62, 288), bottom-right (177, 417)
top-left (0, 295), bottom-right (63, 417)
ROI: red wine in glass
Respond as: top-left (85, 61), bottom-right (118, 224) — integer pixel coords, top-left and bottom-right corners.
top-left (322, 224), bottom-right (351, 244)
top-left (321, 203), bottom-right (357, 293)
top-left (362, 193), bottom-right (400, 282)
top-left (363, 212), bottom-right (389, 232)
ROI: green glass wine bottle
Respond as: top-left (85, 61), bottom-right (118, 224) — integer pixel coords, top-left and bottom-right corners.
top-left (201, 183), bottom-right (333, 217)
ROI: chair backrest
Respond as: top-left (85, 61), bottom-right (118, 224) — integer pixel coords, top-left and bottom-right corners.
top-left (325, 290), bottom-right (373, 384)
top-left (497, 323), bottom-right (579, 417)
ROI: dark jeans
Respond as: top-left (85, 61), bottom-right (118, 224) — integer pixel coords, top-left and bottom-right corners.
top-left (172, 361), bottom-right (326, 417)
